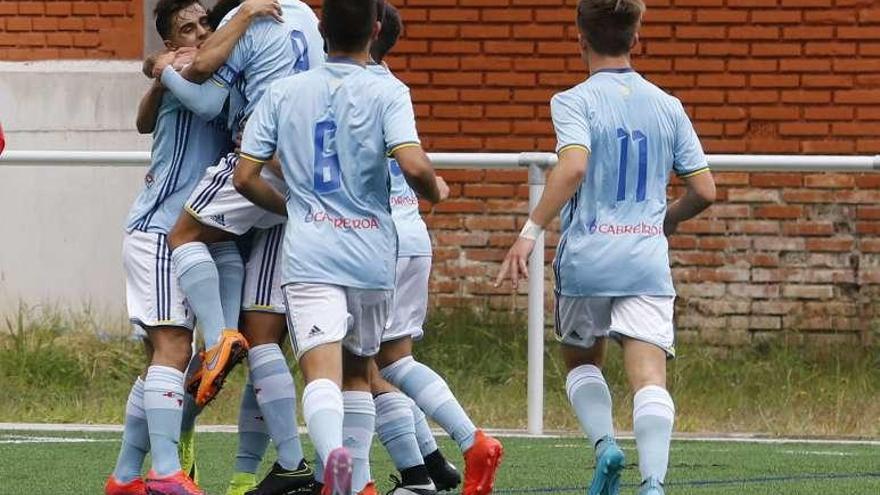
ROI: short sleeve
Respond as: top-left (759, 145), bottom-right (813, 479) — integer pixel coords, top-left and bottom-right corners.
top-left (212, 32), bottom-right (251, 88)
top-left (384, 85), bottom-right (421, 156)
top-left (240, 85), bottom-right (278, 162)
top-left (672, 101), bottom-right (709, 177)
top-left (550, 91), bottom-right (591, 154)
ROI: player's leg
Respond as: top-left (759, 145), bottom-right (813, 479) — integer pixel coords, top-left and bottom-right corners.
top-left (372, 363), bottom-right (437, 495)
top-left (107, 339), bottom-right (150, 495)
top-left (143, 326), bottom-right (205, 495)
top-left (226, 378), bottom-right (270, 495)
top-left (342, 350), bottom-right (377, 495)
top-left (612, 296), bottom-right (676, 495)
top-left (557, 296), bottom-right (623, 495)
top-left (378, 257), bottom-right (499, 495)
top-left (287, 283), bottom-right (351, 495)
top-left (179, 350), bottom-right (203, 482)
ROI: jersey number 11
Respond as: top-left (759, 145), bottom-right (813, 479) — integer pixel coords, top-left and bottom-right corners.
top-left (616, 128), bottom-right (648, 203)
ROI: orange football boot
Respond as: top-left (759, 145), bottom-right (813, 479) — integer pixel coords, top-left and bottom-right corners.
top-left (462, 430), bottom-right (504, 495)
top-left (191, 329), bottom-right (249, 407)
top-left (104, 475), bottom-right (147, 495)
top-left (357, 481), bottom-right (378, 495)
top-left (145, 470), bottom-right (205, 495)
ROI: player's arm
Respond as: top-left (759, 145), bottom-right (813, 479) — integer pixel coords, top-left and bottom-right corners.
top-left (159, 67), bottom-right (229, 121)
top-left (665, 101), bottom-right (715, 236)
top-left (494, 147), bottom-right (588, 288)
top-left (135, 80), bottom-right (165, 134)
top-left (496, 92), bottom-right (590, 288)
top-left (665, 171), bottom-right (715, 236)
top-left (182, 0), bottom-right (282, 83)
top-left (393, 145), bottom-right (444, 204)
top-left (233, 86), bottom-right (286, 216)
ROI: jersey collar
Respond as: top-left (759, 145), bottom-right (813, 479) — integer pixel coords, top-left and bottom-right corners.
top-left (592, 67), bottom-right (635, 75)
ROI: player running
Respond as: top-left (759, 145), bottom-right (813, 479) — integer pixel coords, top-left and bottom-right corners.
top-left (151, 0), bottom-right (324, 409)
top-left (495, 2), bottom-right (716, 495)
top-left (363, 5), bottom-right (503, 495)
top-left (106, 1), bottom-right (281, 494)
top-left (233, 1), bottom-right (444, 494)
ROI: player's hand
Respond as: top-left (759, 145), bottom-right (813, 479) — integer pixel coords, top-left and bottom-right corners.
top-left (494, 237), bottom-right (536, 290)
top-left (172, 47), bottom-right (197, 71)
top-left (150, 50), bottom-right (177, 79)
top-left (436, 176), bottom-right (450, 202)
top-left (241, 0), bottom-right (283, 22)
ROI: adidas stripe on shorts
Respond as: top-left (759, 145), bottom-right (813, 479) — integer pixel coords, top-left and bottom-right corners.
top-left (242, 224), bottom-right (285, 314)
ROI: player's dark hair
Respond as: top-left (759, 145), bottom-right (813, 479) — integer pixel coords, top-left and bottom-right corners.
top-left (154, 0), bottom-right (202, 39)
top-left (576, 0), bottom-right (645, 57)
top-left (322, 0), bottom-right (379, 54)
top-left (371, 4), bottom-right (401, 63)
top-left (207, 0), bottom-right (242, 30)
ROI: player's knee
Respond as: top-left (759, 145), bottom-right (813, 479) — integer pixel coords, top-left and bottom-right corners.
top-left (561, 342), bottom-right (605, 371)
top-left (377, 338), bottom-right (412, 368)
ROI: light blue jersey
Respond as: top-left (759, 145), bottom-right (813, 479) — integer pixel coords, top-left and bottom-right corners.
top-left (214, 0), bottom-right (325, 130)
top-left (551, 68), bottom-right (708, 297)
top-left (369, 65), bottom-right (432, 257)
top-left (241, 60), bottom-right (421, 290)
top-left (126, 93), bottom-right (230, 234)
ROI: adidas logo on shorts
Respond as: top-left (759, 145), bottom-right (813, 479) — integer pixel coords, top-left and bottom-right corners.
top-left (308, 325), bottom-right (323, 337)
top-left (210, 214), bottom-right (226, 226)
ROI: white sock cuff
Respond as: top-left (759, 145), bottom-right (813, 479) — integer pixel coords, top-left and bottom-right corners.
top-left (208, 241), bottom-right (241, 260)
top-left (633, 385), bottom-right (674, 420)
top-left (248, 343), bottom-right (284, 369)
top-left (303, 379), bottom-right (343, 425)
top-left (145, 366), bottom-right (185, 390)
top-left (172, 241), bottom-right (210, 263)
top-left (565, 364), bottom-right (607, 401)
top-left (379, 355), bottom-right (416, 381)
top-left (374, 392), bottom-right (414, 427)
top-left (343, 391), bottom-right (376, 416)
top-left (126, 379), bottom-right (147, 418)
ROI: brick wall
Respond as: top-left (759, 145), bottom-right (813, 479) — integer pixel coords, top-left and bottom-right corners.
top-left (4, 0), bottom-right (880, 344)
top-left (0, 1), bottom-right (142, 59)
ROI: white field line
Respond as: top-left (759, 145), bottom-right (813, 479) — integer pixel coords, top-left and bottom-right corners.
top-left (0, 434), bottom-right (116, 445)
top-left (1, 423), bottom-right (879, 446)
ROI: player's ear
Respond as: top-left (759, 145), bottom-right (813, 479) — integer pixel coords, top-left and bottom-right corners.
top-left (163, 39), bottom-right (176, 51)
top-left (630, 33), bottom-right (639, 50)
top-left (373, 20), bottom-right (381, 41)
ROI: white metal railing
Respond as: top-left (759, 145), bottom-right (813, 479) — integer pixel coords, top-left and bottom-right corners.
top-left (3, 150), bottom-right (880, 435)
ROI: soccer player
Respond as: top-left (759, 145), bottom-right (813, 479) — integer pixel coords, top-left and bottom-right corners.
top-left (233, 1), bottom-right (443, 494)
top-left (366, 6), bottom-right (503, 495)
top-left (152, 0), bottom-right (324, 409)
top-left (106, 1), bottom-right (281, 494)
top-left (495, 2), bottom-right (716, 495)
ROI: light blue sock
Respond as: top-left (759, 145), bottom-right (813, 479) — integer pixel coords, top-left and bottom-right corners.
top-left (566, 364), bottom-right (615, 452)
top-left (181, 353), bottom-right (203, 435)
top-left (235, 379), bottom-right (271, 474)
top-left (633, 386), bottom-right (675, 484)
top-left (209, 241), bottom-right (244, 329)
top-left (302, 379), bottom-right (344, 466)
top-left (343, 391), bottom-right (375, 492)
top-left (375, 392), bottom-right (423, 471)
top-left (250, 344), bottom-right (304, 470)
top-left (313, 455), bottom-right (323, 485)
top-left (381, 356), bottom-right (476, 452)
top-left (144, 366), bottom-right (185, 477)
top-left (408, 397), bottom-right (438, 457)
top-left (112, 377), bottom-right (150, 482)
top-left (172, 242), bottom-right (225, 347)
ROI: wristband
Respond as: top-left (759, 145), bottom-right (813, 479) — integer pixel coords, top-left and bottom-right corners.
top-left (519, 218), bottom-right (543, 241)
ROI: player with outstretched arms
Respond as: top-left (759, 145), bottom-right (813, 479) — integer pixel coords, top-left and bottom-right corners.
top-left (496, 2), bottom-right (716, 495)
top-left (365, 6), bottom-right (504, 495)
top-left (106, 1), bottom-right (280, 494)
top-left (233, 1), bottom-right (443, 494)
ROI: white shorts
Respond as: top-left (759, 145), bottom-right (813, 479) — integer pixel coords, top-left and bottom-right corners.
top-left (384, 256), bottom-right (431, 342)
top-left (555, 295), bottom-right (676, 358)
top-left (242, 224), bottom-right (285, 314)
top-left (283, 283), bottom-right (392, 360)
top-left (123, 230), bottom-right (195, 331)
top-left (184, 153), bottom-right (286, 235)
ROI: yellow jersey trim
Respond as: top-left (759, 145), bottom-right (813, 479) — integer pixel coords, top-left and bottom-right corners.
top-left (239, 152), bottom-right (268, 164)
top-left (557, 144), bottom-right (589, 155)
top-left (677, 167), bottom-right (711, 179)
top-left (387, 142), bottom-right (421, 157)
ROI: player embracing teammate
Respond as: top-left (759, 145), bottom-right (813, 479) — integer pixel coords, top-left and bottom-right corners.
top-left (497, 1), bottom-right (715, 495)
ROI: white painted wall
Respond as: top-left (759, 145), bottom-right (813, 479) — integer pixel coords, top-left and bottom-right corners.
top-left (0, 61), bottom-right (153, 313)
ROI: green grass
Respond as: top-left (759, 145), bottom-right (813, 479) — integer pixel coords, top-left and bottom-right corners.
top-left (1, 307), bottom-right (880, 436)
top-left (0, 430), bottom-right (877, 494)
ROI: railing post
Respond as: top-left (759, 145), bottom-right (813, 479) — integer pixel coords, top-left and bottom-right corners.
top-left (522, 153), bottom-right (548, 436)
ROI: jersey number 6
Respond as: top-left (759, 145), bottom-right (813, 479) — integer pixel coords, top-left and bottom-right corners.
top-left (313, 120), bottom-right (342, 194)
top-left (616, 128), bottom-right (649, 202)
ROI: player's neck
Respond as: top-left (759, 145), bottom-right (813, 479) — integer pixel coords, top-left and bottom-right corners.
top-left (327, 50), bottom-right (370, 66)
top-left (587, 53), bottom-right (632, 75)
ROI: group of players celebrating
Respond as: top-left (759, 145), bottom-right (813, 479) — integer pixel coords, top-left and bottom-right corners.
top-left (105, 0), bottom-right (716, 495)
